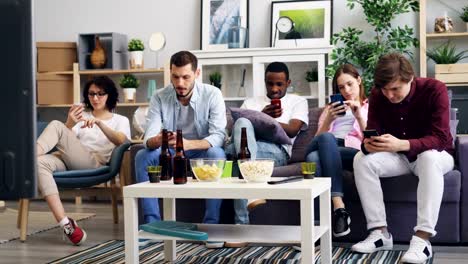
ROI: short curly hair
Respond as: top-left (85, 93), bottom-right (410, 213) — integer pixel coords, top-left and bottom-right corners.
top-left (82, 76), bottom-right (119, 111)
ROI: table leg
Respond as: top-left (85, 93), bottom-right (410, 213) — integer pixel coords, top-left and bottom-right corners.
top-left (124, 197), bottom-right (139, 264)
top-left (163, 198), bottom-right (176, 262)
top-left (320, 188), bottom-right (332, 264)
top-left (300, 198), bottom-right (314, 264)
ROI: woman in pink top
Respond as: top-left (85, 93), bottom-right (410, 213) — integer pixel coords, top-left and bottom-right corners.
top-left (305, 64), bottom-right (368, 237)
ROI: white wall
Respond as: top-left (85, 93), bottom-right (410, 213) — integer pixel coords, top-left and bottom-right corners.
top-left (35, 0), bottom-right (468, 75)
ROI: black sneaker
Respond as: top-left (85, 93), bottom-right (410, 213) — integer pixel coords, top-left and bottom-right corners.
top-left (333, 208), bottom-right (351, 237)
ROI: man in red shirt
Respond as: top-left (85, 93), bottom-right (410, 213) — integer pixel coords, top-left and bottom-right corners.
top-left (351, 53), bottom-right (454, 264)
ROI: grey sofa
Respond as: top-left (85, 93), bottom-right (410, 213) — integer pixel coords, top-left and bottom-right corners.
top-left (129, 107), bottom-right (468, 244)
top-left (264, 108), bottom-right (467, 244)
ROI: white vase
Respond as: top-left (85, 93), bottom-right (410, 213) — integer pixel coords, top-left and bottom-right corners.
top-left (123, 88), bottom-right (137, 103)
top-left (308, 82), bottom-right (318, 98)
top-left (129, 51), bottom-right (144, 69)
top-left (466, 22), bottom-right (468, 32)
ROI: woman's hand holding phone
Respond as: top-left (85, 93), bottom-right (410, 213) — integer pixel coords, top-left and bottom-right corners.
top-left (329, 94), bottom-right (347, 117)
top-left (324, 102), bottom-right (346, 124)
top-left (66, 104), bottom-right (84, 127)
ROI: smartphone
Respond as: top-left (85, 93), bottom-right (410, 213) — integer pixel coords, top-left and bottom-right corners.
top-left (267, 176), bottom-right (303, 185)
top-left (329, 94), bottom-right (345, 116)
top-left (363, 129), bottom-right (380, 138)
top-left (270, 99), bottom-right (281, 109)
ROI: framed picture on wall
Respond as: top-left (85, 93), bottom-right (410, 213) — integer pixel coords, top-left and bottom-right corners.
top-left (201, 0), bottom-right (249, 50)
top-left (270, 0), bottom-right (332, 48)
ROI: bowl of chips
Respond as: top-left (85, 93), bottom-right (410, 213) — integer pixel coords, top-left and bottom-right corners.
top-left (190, 159), bottom-right (225, 182)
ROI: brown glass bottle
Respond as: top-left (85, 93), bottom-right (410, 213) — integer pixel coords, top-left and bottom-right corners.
top-left (173, 129), bottom-right (187, 184)
top-left (159, 129), bottom-right (172, 181)
top-left (237, 127), bottom-right (251, 179)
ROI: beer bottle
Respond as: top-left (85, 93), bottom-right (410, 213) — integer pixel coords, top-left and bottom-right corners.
top-left (159, 129), bottom-right (172, 181)
top-left (173, 129), bottom-right (187, 184)
top-left (237, 127), bottom-right (251, 179)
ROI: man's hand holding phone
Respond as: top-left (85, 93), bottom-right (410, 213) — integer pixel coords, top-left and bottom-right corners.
top-left (363, 130), bottom-right (410, 153)
top-left (147, 130), bottom-right (176, 149)
top-left (262, 99), bottom-right (283, 118)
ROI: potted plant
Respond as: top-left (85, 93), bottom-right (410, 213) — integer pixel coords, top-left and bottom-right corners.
top-left (427, 41), bottom-right (468, 81)
top-left (427, 42), bottom-right (468, 64)
top-left (119, 74), bottom-right (140, 103)
top-left (461, 6), bottom-right (468, 32)
top-left (305, 69), bottom-right (319, 98)
top-left (128, 38), bottom-right (145, 69)
top-left (209, 71), bottom-right (222, 89)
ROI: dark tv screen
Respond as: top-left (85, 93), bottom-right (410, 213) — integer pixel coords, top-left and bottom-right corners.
top-left (0, 0), bottom-right (37, 200)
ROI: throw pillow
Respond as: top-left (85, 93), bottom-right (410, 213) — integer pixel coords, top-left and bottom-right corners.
top-left (230, 107), bottom-right (292, 145)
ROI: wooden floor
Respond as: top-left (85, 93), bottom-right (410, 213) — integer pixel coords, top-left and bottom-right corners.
top-left (0, 200), bottom-right (468, 263)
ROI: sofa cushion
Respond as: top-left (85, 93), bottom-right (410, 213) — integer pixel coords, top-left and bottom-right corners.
top-left (271, 163), bottom-right (302, 177)
top-left (289, 107), bottom-right (323, 163)
top-left (229, 107), bottom-right (291, 145)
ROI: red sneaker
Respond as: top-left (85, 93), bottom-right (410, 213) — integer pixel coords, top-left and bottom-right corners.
top-left (63, 218), bottom-right (87, 246)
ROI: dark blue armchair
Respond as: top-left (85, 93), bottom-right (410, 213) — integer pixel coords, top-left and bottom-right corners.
top-left (17, 121), bottom-right (131, 242)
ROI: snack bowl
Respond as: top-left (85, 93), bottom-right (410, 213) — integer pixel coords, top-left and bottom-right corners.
top-left (190, 159), bottom-right (225, 182)
top-left (238, 159), bottom-right (274, 183)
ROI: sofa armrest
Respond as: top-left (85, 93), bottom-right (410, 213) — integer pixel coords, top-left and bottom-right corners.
top-left (129, 143), bottom-right (145, 185)
top-left (456, 135), bottom-right (468, 200)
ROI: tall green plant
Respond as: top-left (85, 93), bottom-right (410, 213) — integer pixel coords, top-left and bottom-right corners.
top-left (327, 0), bottom-right (420, 94)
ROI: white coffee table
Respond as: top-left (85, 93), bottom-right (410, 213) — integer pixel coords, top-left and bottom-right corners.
top-left (123, 177), bottom-right (331, 264)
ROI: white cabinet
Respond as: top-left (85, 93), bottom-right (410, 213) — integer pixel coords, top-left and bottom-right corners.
top-left (191, 47), bottom-right (333, 107)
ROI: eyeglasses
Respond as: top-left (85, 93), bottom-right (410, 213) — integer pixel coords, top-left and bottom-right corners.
top-left (88, 92), bottom-right (107, 98)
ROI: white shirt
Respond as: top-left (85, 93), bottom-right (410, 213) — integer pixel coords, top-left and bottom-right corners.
top-left (73, 112), bottom-right (131, 164)
top-left (331, 109), bottom-right (355, 139)
top-left (241, 94), bottom-right (309, 156)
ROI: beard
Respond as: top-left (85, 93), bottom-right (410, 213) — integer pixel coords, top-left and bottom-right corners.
top-left (174, 82), bottom-right (195, 98)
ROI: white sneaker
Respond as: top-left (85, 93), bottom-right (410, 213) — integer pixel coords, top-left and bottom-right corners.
top-left (401, 236), bottom-right (432, 263)
top-left (205, 241), bottom-right (225, 248)
top-left (292, 245), bottom-right (301, 251)
top-left (351, 229), bottom-right (393, 253)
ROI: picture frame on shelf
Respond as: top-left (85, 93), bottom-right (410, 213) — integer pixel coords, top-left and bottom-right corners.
top-left (270, 0), bottom-right (332, 48)
top-left (200, 0), bottom-right (249, 50)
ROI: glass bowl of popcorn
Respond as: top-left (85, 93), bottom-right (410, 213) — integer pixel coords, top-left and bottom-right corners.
top-left (190, 159), bottom-right (225, 182)
top-left (238, 159), bottom-right (275, 183)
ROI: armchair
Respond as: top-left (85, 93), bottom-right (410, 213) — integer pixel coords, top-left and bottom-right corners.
top-left (17, 138), bottom-right (131, 242)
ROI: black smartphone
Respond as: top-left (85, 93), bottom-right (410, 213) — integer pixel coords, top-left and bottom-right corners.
top-left (329, 94), bottom-right (345, 116)
top-left (267, 176), bottom-right (304, 185)
top-left (363, 129), bottom-right (380, 138)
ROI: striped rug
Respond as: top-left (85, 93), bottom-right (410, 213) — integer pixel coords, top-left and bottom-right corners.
top-left (49, 240), bottom-right (434, 264)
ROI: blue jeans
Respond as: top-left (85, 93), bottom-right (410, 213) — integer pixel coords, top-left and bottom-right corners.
top-left (226, 118), bottom-right (289, 224)
top-left (135, 146), bottom-right (225, 224)
top-left (305, 132), bottom-right (358, 197)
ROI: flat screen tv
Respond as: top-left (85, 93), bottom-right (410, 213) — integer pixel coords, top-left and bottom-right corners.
top-left (0, 0), bottom-right (37, 200)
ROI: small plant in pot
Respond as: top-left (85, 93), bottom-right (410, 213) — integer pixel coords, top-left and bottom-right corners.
top-left (119, 74), bottom-right (140, 103)
top-left (461, 6), bottom-right (468, 32)
top-left (426, 41), bottom-right (468, 64)
top-left (128, 38), bottom-right (145, 69)
top-left (305, 69), bottom-right (319, 98)
top-left (209, 71), bottom-right (222, 89)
